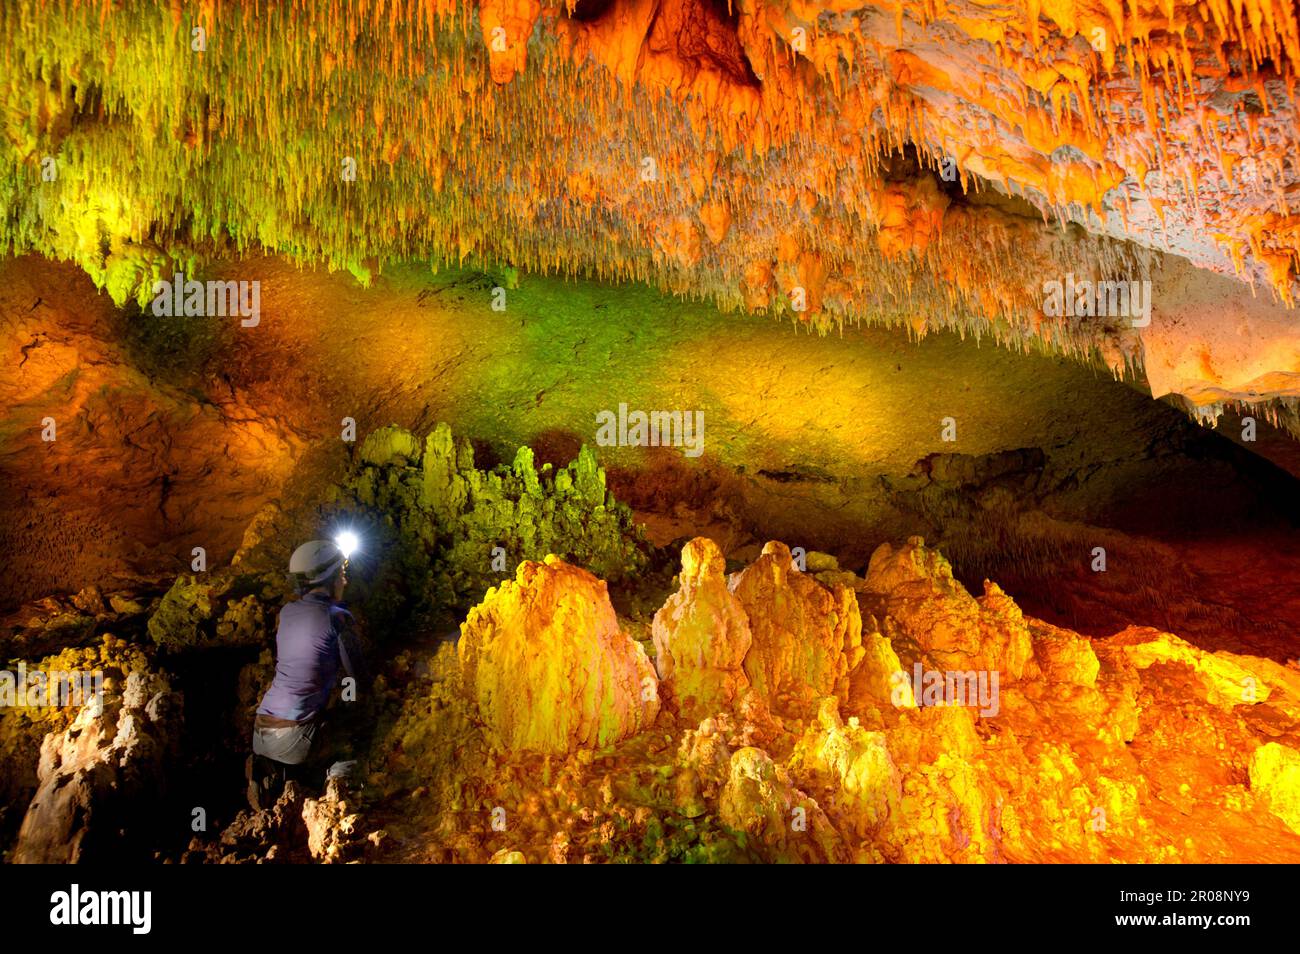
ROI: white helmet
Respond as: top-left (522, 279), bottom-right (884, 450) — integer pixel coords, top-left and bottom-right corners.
top-left (288, 540), bottom-right (343, 585)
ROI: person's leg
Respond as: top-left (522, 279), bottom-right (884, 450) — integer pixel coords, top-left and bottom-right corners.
top-left (245, 753), bottom-right (286, 810)
top-left (288, 719), bottom-right (333, 794)
top-left (250, 721), bottom-right (317, 806)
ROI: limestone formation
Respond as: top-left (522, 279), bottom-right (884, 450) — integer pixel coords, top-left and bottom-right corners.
top-left (1250, 743), bottom-right (1300, 835)
top-left (0, 636), bottom-right (155, 834)
top-left (652, 538), bottom-right (752, 722)
top-left (339, 423), bottom-right (650, 623)
top-left (370, 534), bottom-right (1300, 863)
top-left (1108, 626), bottom-right (1276, 707)
top-left (12, 667), bottom-right (181, 864)
top-left (146, 571), bottom-right (281, 652)
top-left (729, 541), bottom-right (865, 718)
top-left (458, 555), bottom-right (659, 755)
top-left (301, 779), bottom-right (363, 864)
top-left (863, 536), bottom-right (1033, 681)
top-left (718, 747), bottom-right (842, 863)
top-left (4, 1), bottom-right (1300, 426)
top-left (788, 699), bottom-right (901, 836)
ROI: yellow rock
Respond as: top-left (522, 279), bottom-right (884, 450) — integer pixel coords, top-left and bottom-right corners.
top-left (1109, 626), bottom-right (1270, 707)
top-left (1250, 743), bottom-right (1300, 834)
top-left (729, 541), bottom-right (864, 718)
top-left (864, 537), bottom-right (1032, 679)
top-left (788, 698), bottom-right (901, 834)
top-left (652, 538), bottom-right (752, 722)
top-left (459, 555), bottom-right (658, 755)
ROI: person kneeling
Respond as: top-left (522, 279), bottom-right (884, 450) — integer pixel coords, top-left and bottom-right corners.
top-left (246, 539), bottom-right (370, 809)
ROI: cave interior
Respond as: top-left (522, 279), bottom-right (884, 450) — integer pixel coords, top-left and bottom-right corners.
top-left (2, 0), bottom-right (1300, 865)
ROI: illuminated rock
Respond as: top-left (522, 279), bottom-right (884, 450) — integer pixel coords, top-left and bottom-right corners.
top-left (146, 571), bottom-right (278, 651)
top-left (1108, 626), bottom-right (1272, 707)
top-left (864, 536), bottom-right (1033, 680)
top-left (339, 423), bottom-right (649, 620)
top-left (788, 698), bottom-right (901, 835)
top-left (0, 637), bottom-right (154, 817)
top-left (673, 715), bottom-right (736, 818)
top-left (301, 778), bottom-right (362, 864)
top-left (2, 1), bottom-right (1298, 422)
top-left (361, 535), bottom-right (1300, 863)
top-left (729, 541), bottom-right (864, 718)
top-left (11, 664), bottom-right (181, 864)
top-left (458, 555), bottom-right (659, 755)
top-left (1030, 620), bottom-right (1100, 687)
top-left (718, 746), bottom-right (842, 862)
top-left (1250, 743), bottom-right (1300, 835)
top-left (849, 614), bottom-right (916, 712)
top-left (651, 537), bottom-right (752, 722)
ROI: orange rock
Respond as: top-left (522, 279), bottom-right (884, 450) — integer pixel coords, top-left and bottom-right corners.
top-left (864, 536), bottom-right (1033, 680)
top-left (718, 746), bottom-right (842, 861)
top-left (1031, 619), bottom-right (1100, 687)
top-left (478, 0), bottom-right (542, 85)
top-left (729, 541), bottom-right (864, 718)
top-left (698, 199), bottom-right (731, 246)
top-left (788, 698), bottom-right (901, 835)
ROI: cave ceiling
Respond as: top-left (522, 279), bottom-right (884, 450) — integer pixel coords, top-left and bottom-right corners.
top-left (1, 0), bottom-right (1298, 423)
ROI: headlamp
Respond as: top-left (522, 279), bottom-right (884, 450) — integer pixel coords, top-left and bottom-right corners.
top-left (335, 531), bottom-right (360, 561)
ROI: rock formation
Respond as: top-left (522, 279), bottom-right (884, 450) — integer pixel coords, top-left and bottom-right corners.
top-left (458, 555), bottom-right (660, 755)
top-left (863, 536), bottom-right (1034, 680)
top-left (11, 664), bottom-right (181, 864)
top-left (730, 541), bottom-right (865, 718)
top-left (1, 1), bottom-right (1298, 427)
top-left (651, 537), bottom-right (752, 722)
top-left (339, 423), bottom-right (651, 625)
top-left (374, 534), bottom-right (1300, 863)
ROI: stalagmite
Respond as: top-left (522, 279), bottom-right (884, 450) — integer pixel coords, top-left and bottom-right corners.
top-left (652, 537), bottom-right (752, 722)
top-left (458, 555), bottom-right (659, 754)
top-left (729, 541), bottom-right (865, 718)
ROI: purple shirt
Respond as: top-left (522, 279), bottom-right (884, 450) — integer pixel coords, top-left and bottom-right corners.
top-left (257, 592), bottom-right (357, 722)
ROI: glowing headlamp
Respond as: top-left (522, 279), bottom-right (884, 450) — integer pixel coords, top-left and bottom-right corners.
top-left (335, 531), bottom-right (360, 561)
